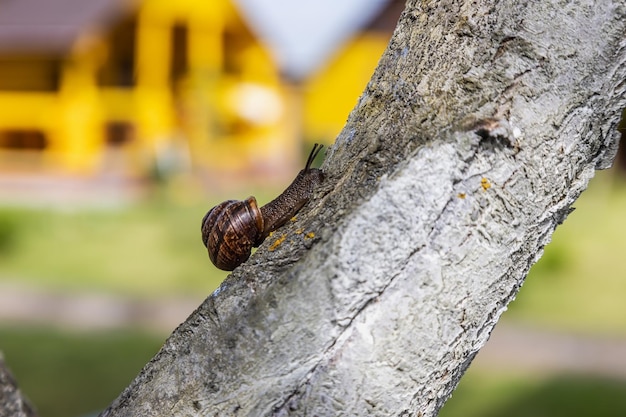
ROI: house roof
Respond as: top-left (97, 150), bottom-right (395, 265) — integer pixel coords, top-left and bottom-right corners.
top-left (233, 0), bottom-right (394, 80)
top-left (0, 0), bottom-right (133, 54)
top-left (0, 0), bottom-right (399, 78)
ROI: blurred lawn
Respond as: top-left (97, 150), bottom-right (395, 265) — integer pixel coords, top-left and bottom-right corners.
top-left (0, 184), bottom-right (229, 297)
top-left (0, 170), bottom-right (625, 417)
top-left (440, 369), bottom-right (626, 417)
top-left (0, 326), bottom-right (162, 417)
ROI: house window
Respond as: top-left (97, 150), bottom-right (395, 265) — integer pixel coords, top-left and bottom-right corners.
top-left (170, 24), bottom-right (188, 83)
top-left (222, 27), bottom-right (254, 77)
top-left (98, 16), bottom-right (137, 87)
top-left (0, 57), bottom-right (60, 92)
top-left (0, 130), bottom-right (47, 150)
top-left (105, 122), bottom-right (135, 146)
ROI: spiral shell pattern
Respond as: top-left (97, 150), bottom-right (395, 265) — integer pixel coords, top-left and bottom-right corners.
top-left (201, 196), bottom-right (264, 271)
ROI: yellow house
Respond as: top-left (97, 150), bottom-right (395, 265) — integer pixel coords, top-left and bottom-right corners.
top-left (0, 0), bottom-right (403, 179)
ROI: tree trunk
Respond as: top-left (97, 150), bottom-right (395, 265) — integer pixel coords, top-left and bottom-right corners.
top-left (98, 1), bottom-right (625, 416)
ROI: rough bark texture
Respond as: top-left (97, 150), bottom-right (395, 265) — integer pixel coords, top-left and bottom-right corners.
top-left (100, 1), bottom-right (626, 416)
top-left (0, 354), bottom-right (38, 417)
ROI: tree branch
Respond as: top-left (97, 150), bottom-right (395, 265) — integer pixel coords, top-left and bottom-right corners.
top-left (100, 0), bottom-right (626, 416)
top-left (0, 353), bottom-right (38, 417)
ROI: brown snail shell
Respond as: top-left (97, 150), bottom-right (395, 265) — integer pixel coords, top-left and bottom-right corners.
top-left (201, 196), bottom-right (264, 271)
top-left (201, 144), bottom-right (324, 271)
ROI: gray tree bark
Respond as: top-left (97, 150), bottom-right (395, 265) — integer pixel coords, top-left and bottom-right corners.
top-left (0, 354), bottom-right (38, 417)
top-left (98, 1), bottom-right (626, 416)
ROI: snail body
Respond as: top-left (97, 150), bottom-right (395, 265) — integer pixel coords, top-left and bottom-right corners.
top-left (202, 144), bottom-right (324, 270)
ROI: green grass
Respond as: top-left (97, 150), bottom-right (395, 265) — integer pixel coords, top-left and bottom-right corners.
top-left (0, 186), bottom-right (232, 297)
top-left (440, 368), bottom-right (626, 417)
top-left (0, 326), bottom-right (163, 417)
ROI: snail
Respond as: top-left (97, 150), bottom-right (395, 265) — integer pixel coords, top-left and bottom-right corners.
top-left (201, 144), bottom-right (324, 271)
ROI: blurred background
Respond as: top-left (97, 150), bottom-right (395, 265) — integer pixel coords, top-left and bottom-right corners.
top-left (0, 0), bottom-right (624, 416)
